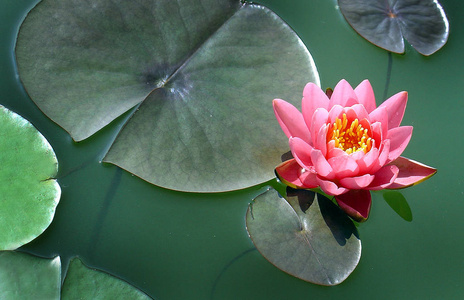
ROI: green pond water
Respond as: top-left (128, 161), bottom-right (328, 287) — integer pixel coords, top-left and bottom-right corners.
top-left (1, 0), bottom-right (463, 299)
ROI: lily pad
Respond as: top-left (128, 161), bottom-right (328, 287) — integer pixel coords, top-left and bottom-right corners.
top-left (0, 251), bottom-right (61, 300)
top-left (246, 187), bottom-right (361, 285)
top-left (0, 105), bottom-right (60, 250)
top-left (15, 0), bottom-right (319, 192)
top-left (338, 0), bottom-right (449, 55)
top-left (62, 257), bottom-right (151, 299)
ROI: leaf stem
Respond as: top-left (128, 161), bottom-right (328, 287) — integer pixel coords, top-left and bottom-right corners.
top-left (87, 167), bottom-right (123, 256)
top-left (383, 52), bottom-right (393, 101)
top-left (210, 247), bottom-right (256, 300)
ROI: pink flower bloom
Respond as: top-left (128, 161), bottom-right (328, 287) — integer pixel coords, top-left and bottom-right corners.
top-left (274, 79), bottom-right (436, 222)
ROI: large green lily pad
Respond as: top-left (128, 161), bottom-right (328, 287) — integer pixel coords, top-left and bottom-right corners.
top-left (0, 252), bottom-right (151, 299)
top-left (246, 187), bottom-right (361, 285)
top-left (0, 105), bottom-right (60, 250)
top-left (338, 0), bottom-right (449, 55)
top-left (15, 0), bottom-right (319, 192)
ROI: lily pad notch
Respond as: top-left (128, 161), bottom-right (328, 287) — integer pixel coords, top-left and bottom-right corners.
top-left (15, 0), bottom-right (320, 192)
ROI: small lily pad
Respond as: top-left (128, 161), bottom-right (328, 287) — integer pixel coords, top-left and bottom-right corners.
top-left (0, 105), bottom-right (60, 250)
top-left (338, 0), bottom-right (449, 55)
top-left (246, 187), bottom-right (361, 285)
top-left (15, 0), bottom-right (319, 192)
top-left (0, 251), bottom-right (61, 300)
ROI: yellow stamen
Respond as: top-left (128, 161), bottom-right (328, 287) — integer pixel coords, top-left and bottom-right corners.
top-left (327, 113), bottom-right (373, 154)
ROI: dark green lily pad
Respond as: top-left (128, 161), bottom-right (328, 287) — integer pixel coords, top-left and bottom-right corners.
top-left (0, 105), bottom-right (60, 250)
top-left (0, 251), bottom-right (61, 299)
top-left (15, 0), bottom-right (319, 192)
top-left (383, 191), bottom-right (413, 221)
top-left (62, 257), bottom-right (151, 299)
top-left (246, 187), bottom-right (361, 285)
top-left (338, 0), bottom-right (449, 55)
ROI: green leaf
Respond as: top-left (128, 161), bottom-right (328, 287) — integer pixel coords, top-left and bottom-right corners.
top-left (0, 251), bottom-right (61, 300)
top-left (15, 0), bottom-right (319, 192)
top-left (338, 0), bottom-right (449, 55)
top-left (383, 191), bottom-right (413, 222)
top-left (246, 187), bottom-right (361, 285)
top-left (0, 253), bottom-right (150, 299)
top-left (62, 257), bottom-right (151, 299)
top-left (0, 105), bottom-right (60, 250)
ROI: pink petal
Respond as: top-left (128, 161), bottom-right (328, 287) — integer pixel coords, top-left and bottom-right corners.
top-left (345, 97), bottom-right (359, 107)
top-left (370, 139), bottom-right (391, 174)
top-left (335, 189), bottom-right (372, 222)
top-left (273, 99), bottom-right (311, 144)
top-left (275, 159), bottom-right (306, 189)
top-left (350, 150), bottom-right (365, 162)
top-left (327, 144), bottom-right (345, 159)
top-left (317, 177), bottom-right (348, 196)
top-left (328, 154), bottom-right (360, 179)
top-left (351, 104), bottom-right (369, 121)
top-left (344, 107), bottom-right (358, 122)
top-left (377, 91), bottom-right (408, 129)
top-left (311, 149), bottom-right (335, 179)
top-left (329, 79), bottom-right (358, 108)
top-left (368, 106), bottom-right (388, 139)
top-left (339, 174), bottom-right (375, 189)
top-left (302, 82), bottom-right (329, 129)
top-left (315, 125), bottom-right (328, 157)
top-left (289, 137), bottom-right (314, 169)
top-left (328, 105), bottom-right (344, 123)
top-left (387, 156), bottom-right (437, 189)
top-left (310, 108), bottom-right (329, 146)
top-left (371, 122), bottom-right (383, 145)
top-left (300, 170), bottom-right (319, 188)
top-left (357, 147), bottom-right (379, 173)
top-left (386, 126), bottom-right (413, 162)
top-left (368, 164), bottom-right (399, 190)
top-left (354, 80), bottom-right (377, 113)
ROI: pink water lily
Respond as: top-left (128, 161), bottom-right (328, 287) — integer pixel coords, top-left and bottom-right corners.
top-left (274, 79), bottom-right (436, 222)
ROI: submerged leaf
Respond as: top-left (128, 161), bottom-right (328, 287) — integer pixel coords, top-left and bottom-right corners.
top-left (338, 0), bottom-right (449, 55)
top-left (0, 105), bottom-right (60, 250)
top-left (246, 188), bottom-right (361, 285)
top-left (0, 251), bottom-right (61, 299)
top-left (383, 190), bottom-right (413, 221)
top-left (62, 257), bottom-right (151, 299)
top-left (15, 0), bottom-right (319, 192)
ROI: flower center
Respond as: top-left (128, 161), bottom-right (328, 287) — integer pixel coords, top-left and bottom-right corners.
top-left (327, 113), bottom-right (372, 154)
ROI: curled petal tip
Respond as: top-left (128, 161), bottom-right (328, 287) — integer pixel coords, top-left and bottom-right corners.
top-left (387, 157), bottom-right (437, 189)
top-left (275, 159), bottom-right (305, 189)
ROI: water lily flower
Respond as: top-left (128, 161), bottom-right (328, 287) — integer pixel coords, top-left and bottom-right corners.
top-left (273, 79), bottom-right (436, 222)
